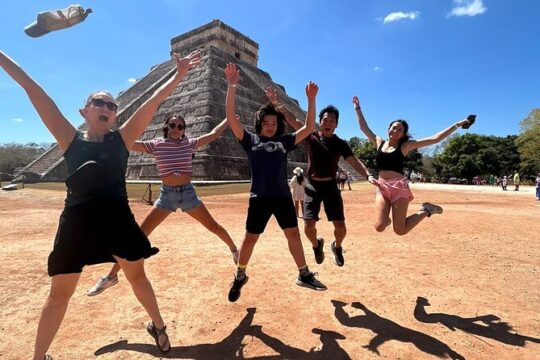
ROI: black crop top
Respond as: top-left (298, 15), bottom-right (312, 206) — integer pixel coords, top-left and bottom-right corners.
top-left (375, 141), bottom-right (405, 175)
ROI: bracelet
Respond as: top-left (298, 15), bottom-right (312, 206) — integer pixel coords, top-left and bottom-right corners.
top-left (230, 84), bottom-right (237, 88)
top-left (453, 124), bottom-right (458, 129)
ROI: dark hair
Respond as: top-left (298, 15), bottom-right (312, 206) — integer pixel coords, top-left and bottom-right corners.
top-left (389, 119), bottom-right (411, 145)
top-left (296, 173), bottom-right (305, 185)
top-left (162, 114), bottom-right (186, 139)
top-left (254, 103), bottom-right (285, 137)
top-left (318, 105), bottom-right (340, 125)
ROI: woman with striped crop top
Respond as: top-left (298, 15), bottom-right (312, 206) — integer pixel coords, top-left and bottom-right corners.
top-left (88, 113), bottom-right (239, 296)
top-left (353, 95), bottom-right (475, 236)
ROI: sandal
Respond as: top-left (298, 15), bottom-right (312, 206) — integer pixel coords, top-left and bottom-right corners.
top-left (146, 321), bottom-right (171, 353)
top-left (462, 114), bottom-right (476, 129)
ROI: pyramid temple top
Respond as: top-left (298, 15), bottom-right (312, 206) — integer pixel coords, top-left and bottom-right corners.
top-left (170, 19), bottom-right (259, 67)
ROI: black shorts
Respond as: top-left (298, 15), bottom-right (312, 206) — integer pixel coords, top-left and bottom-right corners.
top-left (246, 197), bottom-right (298, 234)
top-left (47, 198), bottom-right (159, 276)
top-left (304, 179), bottom-right (345, 221)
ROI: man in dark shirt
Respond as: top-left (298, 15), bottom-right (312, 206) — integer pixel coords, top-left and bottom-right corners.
top-left (274, 100), bottom-right (375, 267)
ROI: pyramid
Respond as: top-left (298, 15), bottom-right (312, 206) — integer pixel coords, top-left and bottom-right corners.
top-left (19, 20), bottom-right (309, 181)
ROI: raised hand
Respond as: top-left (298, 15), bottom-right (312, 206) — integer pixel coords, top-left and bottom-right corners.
top-left (305, 81), bottom-right (319, 100)
top-left (225, 63), bottom-right (240, 86)
top-left (455, 118), bottom-right (471, 128)
top-left (461, 114), bottom-right (476, 129)
top-left (265, 86), bottom-right (279, 104)
top-left (352, 96), bottom-right (360, 109)
top-left (173, 50), bottom-right (201, 77)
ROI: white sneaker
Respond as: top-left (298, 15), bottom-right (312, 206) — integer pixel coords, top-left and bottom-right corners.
top-left (232, 249), bottom-right (240, 264)
top-left (420, 202), bottom-right (443, 217)
top-left (87, 275), bottom-right (119, 296)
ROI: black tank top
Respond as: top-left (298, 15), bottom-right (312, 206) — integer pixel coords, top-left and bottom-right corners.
top-left (64, 130), bottom-right (129, 207)
top-left (375, 141), bottom-right (405, 175)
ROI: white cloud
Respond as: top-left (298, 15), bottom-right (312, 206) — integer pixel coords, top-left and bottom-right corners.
top-left (449, 0), bottom-right (486, 17)
top-left (374, 66), bottom-right (383, 72)
top-left (382, 11), bottom-right (420, 24)
top-left (127, 78), bottom-right (137, 84)
top-left (11, 118), bottom-right (23, 123)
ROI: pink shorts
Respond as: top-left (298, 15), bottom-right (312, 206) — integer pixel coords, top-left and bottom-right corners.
top-left (375, 177), bottom-right (414, 204)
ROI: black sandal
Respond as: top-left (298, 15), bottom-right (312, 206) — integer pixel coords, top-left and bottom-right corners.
top-left (462, 114), bottom-right (476, 129)
top-left (146, 321), bottom-right (171, 353)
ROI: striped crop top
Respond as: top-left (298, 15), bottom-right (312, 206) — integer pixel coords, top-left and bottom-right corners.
top-left (143, 137), bottom-right (199, 177)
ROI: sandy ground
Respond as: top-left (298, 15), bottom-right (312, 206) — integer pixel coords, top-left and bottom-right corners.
top-left (0, 183), bottom-right (538, 360)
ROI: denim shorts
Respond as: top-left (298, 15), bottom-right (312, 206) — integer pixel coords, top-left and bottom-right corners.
top-left (154, 183), bottom-right (202, 212)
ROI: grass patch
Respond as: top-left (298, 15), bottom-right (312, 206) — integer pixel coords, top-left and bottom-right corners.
top-left (20, 182), bottom-right (251, 201)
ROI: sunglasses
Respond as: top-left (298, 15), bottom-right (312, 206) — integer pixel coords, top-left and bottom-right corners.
top-left (168, 123), bottom-right (185, 130)
top-left (89, 98), bottom-right (118, 112)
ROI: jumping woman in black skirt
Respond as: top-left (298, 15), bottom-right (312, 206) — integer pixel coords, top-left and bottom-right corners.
top-left (0, 49), bottom-right (200, 360)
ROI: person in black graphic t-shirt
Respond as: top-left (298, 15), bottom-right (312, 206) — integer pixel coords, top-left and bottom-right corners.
top-left (224, 63), bottom-right (327, 303)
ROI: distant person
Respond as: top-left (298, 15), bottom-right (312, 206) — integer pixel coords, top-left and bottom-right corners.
top-left (502, 176), bottom-right (508, 191)
top-left (353, 95), bottom-right (473, 236)
top-left (513, 171), bottom-right (520, 191)
top-left (87, 114), bottom-right (239, 296)
top-left (0, 49), bottom-right (201, 359)
top-left (339, 170), bottom-right (348, 190)
top-left (225, 63), bottom-right (326, 303)
top-left (410, 170), bottom-right (417, 184)
top-left (534, 173), bottom-right (540, 200)
top-left (346, 172), bottom-right (352, 190)
top-left (289, 167), bottom-right (306, 218)
top-left (266, 90), bottom-right (375, 267)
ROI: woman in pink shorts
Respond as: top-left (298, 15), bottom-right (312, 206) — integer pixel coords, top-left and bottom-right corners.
top-left (352, 95), bottom-right (473, 235)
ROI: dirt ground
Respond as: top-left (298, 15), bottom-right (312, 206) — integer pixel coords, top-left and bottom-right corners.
top-left (0, 183), bottom-right (538, 360)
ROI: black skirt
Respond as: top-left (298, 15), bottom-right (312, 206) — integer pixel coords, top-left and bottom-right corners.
top-left (48, 197), bottom-right (159, 276)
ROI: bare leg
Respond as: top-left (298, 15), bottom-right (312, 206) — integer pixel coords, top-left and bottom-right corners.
top-left (373, 192), bottom-right (392, 232)
top-left (114, 256), bottom-right (169, 349)
top-left (186, 203), bottom-right (237, 251)
top-left (304, 219), bottom-right (319, 247)
top-left (34, 273), bottom-right (80, 360)
top-left (294, 200), bottom-right (300, 217)
top-left (332, 220), bottom-right (346, 248)
top-left (391, 198), bottom-right (428, 236)
top-left (238, 232), bottom-right (260, 265)
top-left (299, 200), bottom-right (305, 218)
top-left (283, 227), bottom-right (307, 268)
top-left (105, 206), bottom-right (171, 278)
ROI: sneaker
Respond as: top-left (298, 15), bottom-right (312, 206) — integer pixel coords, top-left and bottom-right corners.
top-left (87, 275), bottom-right (119, 296)
top-left (331, 241), bottom-right (345, 267)
top-left (228, 275), bottom-right (248, 302)
top-left (232, 249), bottom-right (239, 264)
top-left (420, 202), bottom-right (443, 217)
top-left (313, 237), bottom-right (325, 264)
top-left (296, 272), bottom-right (327, 291)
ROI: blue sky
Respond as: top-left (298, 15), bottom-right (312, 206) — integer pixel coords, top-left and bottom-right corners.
top-left (1, 0), bottom-right (538, 145)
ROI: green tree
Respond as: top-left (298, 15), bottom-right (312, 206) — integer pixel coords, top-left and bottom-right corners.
top-left (433, 134), bottom-right (520, 181)
top-left (0, 143), bottom-right (47, 174)
top-left (348, 137), bottom-right (377, 170)
top-left (516, 109), bottom-right (540, 175)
